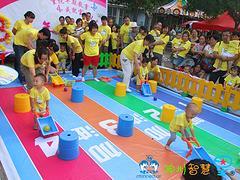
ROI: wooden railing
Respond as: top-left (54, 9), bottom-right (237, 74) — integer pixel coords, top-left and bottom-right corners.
top-left (160, 67), bottom-right (240, 111)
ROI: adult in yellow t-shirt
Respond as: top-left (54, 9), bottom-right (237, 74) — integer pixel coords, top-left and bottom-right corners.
top-left (171, 32), bottom-right (182, 50)
top-left (149, 24), bottom-right (161, 40)
top-left (53, 16), bottom-right (66, 43)
top-left (60, 27), bottom-right (83, 77)
top-left (12, 11), bottom-right (35, 35)
top-left (236, 46), bottom-right (240, 68)
top-left (67, 22), bottom-right (76, 35)
top-left (98, 16), bottom-right (111, 53)
top-left (110, 24), bottom-right (120, 54)
top-left (152, 26), bottom-right (170, 65)
top-left (13, 28), bottom-right (51, 83)
top-left (111, 32), bottom-right (119, 53)
top-left (81, 13), bottom-right (87, 28)
top-left (49, 53), bottom-right (59, 72)
top-left (120, 35), bottom-right (155, 92)
top-left (209, 30), bottom-right (238, 84)
top-left (166, 103), bottom-right (199, 150)
top-left (135, 26), bottom-right (147, 41)
top-left (135, 33), bottom-right (145, 41)
top-left (47, 39), bottom-right (60, 73)
top-left (20, 48), bottom-right (50, 89)
top-left (172, 32), bottom-right (191, 69)
top-left (14, 28), bottom-right (51, 50)
top-left (80, 21), bottom-right (103, 81)
top-left (172, 37), bottom-right (182, 48)
top-left (120, 16), bottom-right (131, 48)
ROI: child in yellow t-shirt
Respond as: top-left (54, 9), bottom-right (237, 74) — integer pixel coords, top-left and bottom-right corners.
top-left (57, 43), bottom-right (69, 73)
top-left (136, 58), bottom-right (149, 91)
top-left (165, 103), bottom-right (199, 150)
top-left (111, 24), bottom-right (120, 54)
top-left (147, 56), bottom-right (162, 82)
top-left (171, 32), bottom-right (182, 58)
top-left (224, 66), bottom-right (240, 89)
top-left (30, 73), bottom-right (50, 129)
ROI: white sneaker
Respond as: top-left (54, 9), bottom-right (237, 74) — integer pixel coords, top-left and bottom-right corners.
top-left (94, 78), bottom-right (100, 82)
top-left (81, 77), bottom-right (85, 82)
top-left (126, 88), bottom-right (132, 93)
top-left (131, 77), bottom-right (136, 81)
top-left (213, 68), bottom-right (220, 72)
top-left (76, 75), bottom-right (82, 80)
top-left (23, 84), bottom-right (29, 91)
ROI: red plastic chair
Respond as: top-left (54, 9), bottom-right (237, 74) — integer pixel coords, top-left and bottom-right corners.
top-left (0, 53), bottom-right (5, 65)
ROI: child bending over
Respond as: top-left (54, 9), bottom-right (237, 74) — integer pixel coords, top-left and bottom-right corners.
top-left (165, 103), bottom-right (199, 150)
top-left (30, 73), bottom-right (50, 129)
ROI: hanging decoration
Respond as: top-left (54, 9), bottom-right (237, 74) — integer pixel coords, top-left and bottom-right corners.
top-left (0, 13), bottom-right (12, 44)
top-left (173, 8), bottom-right (180, 15)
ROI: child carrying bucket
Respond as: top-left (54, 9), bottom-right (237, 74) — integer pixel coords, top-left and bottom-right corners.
top-left (29, 73), bottom-right (50, 129)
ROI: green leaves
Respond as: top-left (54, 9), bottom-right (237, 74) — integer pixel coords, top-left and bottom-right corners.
top-left (109, 0), bottom-right (171, 15)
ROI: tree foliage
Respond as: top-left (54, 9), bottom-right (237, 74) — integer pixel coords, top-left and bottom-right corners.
top-left (109, 0), bottom-right (171, 29)
top-left (187, 0), bottom-right (240, 29)
top-left (109, 0), bottom-right (171, 16)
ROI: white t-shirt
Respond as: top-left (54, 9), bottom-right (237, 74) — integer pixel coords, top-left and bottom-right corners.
top-left (204, 44), bottom-right (214, 54)
top-left (74, 27), bottom-right (85, 37)
top-left (221, 48), bottom-right (235, 58)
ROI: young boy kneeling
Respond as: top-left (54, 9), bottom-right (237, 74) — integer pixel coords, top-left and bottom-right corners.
top-left (30, 73), bottom-right (50, 129)
top-left (165, 103), bottom-right (199, 150)
top-left (147, 56), bottom-right (163, 82)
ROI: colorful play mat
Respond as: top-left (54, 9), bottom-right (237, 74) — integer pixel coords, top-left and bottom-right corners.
top-left (0, 69), bottom-right (239, 180)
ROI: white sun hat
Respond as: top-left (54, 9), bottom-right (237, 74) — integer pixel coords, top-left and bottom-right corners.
top-left (131, 22), bottom-right (138, 28)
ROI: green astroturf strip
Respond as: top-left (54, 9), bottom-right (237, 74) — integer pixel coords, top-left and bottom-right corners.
top-left (85, 81), bottom-right (240, 168)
